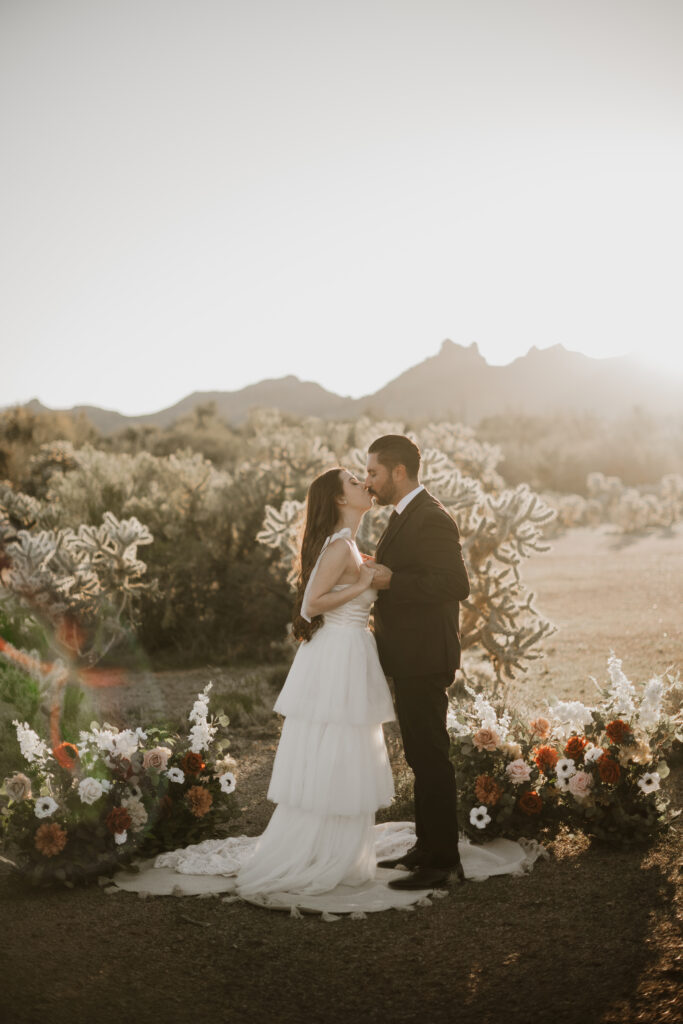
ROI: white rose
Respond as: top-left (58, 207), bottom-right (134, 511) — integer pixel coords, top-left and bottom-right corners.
top-left (78, 777), bottom-right (104, 805)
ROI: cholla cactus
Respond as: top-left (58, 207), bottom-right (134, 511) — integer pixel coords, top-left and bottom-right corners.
top-left (256, 424), bottom-right (557, 688)
top-left (1, 488), bottom-right (153, 663)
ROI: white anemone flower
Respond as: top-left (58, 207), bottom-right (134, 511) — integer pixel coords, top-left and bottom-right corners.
top-left (34, 796), bottom-right (58, 819)
top-left (637, 772), bottom-right (661, 795)
top-left (219, 772), bottom-right (237, 795)
top-left (166, 767), bottom-right (185, 784)
top-left (584, 744), bottom-right (604, 764)
top-left (556, 758), bottom-right (577, 781)
top-left (469, 805), bottom-right (491, 830)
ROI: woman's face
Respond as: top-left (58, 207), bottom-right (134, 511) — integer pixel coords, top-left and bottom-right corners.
top-left (339, 470), bottom-right (372, 512)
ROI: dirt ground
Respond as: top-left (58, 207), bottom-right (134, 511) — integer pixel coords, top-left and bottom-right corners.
top-left (1, 526), bottom-right (682, 1024)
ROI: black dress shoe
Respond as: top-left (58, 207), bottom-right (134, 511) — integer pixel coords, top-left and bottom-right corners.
top-left (377, 849), bottom-right (424, 870)
top-left (387, 867), bottom-right (450, 890)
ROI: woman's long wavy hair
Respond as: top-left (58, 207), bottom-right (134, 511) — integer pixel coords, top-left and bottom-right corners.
top-left (291, 467), bottom-right (345, 642)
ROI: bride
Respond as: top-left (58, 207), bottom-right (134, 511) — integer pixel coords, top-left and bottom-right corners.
top-left (233, 465), bottom-right (394, 897)
top-left (116, 467), bottom-right (540, 911)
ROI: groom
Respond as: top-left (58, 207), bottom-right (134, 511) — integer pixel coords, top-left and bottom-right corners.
top-left (365, 434), bottom-right (470, 890)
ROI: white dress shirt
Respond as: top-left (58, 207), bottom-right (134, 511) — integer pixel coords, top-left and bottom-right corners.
top-left (395, 484), bottom-right (424, 515)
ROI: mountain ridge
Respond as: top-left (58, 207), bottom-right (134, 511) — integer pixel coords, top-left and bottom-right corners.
top-left (9, 341), bottom-right (681, 434)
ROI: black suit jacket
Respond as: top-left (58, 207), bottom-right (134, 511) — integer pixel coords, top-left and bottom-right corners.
top-left (373, 489), bottom-right (470, 678)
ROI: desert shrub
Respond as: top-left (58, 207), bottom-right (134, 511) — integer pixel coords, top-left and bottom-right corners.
top-left (477, 411), bottom-right (683, 493)
top-left (542, 472), bottom-right (683, 537)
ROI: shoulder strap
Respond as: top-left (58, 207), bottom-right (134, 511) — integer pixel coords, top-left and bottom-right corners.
top-left (300, 529), bottom-right (353, 622)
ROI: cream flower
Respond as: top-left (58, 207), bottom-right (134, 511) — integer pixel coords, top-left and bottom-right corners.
top-left (4, 773), bottom-right (32, 802)
top-left (469, 805), bottom-right (491, 829)
top-left (637, 772), bottom-right (661, 795)
top-left (556, 758), bottom-right (577, 781)
top-left (501, 742), bottom-right (523, 760)
top-left (78, 777), bottom-right (104, 805)
top-left (505, 759), bottom-right (532, 786)
top-left (121, 795), bottom-right (148, 831)
top-left (584, 744), bottom-right (604, 764)
top-left (35, 796), bottom-right (58, 819)
top-left (472, 728), bottom-right (500, 752)
top-left (143, 747), bottom-right (173, 771)
top-left (13, 721), bottom-right (48, 763)
top-left (219, 772), bottom-right (237, 795)
top-left (567, 771), bottom-right (593, 801)
top-left (114, 830), bottom-right (128, 845)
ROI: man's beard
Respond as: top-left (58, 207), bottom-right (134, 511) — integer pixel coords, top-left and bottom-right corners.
top-left (370, 491), bottom-right (392, 506)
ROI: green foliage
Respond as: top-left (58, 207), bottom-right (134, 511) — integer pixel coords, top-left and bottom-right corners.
top-left (0, 661), bottom-right (41, 779)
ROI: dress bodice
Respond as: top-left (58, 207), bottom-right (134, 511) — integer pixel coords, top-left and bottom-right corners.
top-left (322, 584), bottom-right (377, 630)
top-left (301, 527), bottom-right (374, 628)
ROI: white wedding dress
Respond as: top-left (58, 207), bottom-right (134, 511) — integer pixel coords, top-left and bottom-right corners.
top-left (114, 530), bottom-right (544, 913)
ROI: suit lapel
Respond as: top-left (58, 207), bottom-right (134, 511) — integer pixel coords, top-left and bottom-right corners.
top-left (376, 489), bottom-right (430, 562)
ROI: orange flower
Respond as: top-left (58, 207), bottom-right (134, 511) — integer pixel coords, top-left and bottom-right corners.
top-left (34, 823), bottom-right (68, 857)
top-left (518, 791), bottom-right (543, 815)
top-left (564, 735), bottom-right (587, 760)
top-left (53, 742), bottom-right (80, 771)
top-left (474, 774), bottom-right (504, 805)
top-left (534, 745), bottom-right (559, 774)
top-left (186, 785), bottom-right (213, 818)
top-left (598, 755), bottom-right (621, 785)
top-left (530, 717), bottom-right (551, 739)
top-left (182, 752), bottom-right (206, 776)
top-left (605, 720), bottom-right (630, 745)
top-left (106, 806), bottom-right (132, 834)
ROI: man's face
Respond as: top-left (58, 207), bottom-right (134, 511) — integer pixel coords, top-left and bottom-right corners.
top-left (364, 453), bottom-right (396, 506)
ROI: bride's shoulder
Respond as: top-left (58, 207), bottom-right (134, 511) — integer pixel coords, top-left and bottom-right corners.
top-left (317, 530), bottom-right (355, 566)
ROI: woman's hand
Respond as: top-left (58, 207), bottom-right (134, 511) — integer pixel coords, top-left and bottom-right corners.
top-left (358, 562), bottom-right (377, 590)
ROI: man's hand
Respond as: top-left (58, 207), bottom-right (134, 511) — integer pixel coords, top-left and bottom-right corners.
top-left (372, 562), bottom-right (393, 590)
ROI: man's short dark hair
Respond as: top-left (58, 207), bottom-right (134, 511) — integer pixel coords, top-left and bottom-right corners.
top-left (368, 434), bottom-right (421, 479)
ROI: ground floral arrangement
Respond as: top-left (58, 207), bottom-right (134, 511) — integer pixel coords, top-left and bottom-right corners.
top-left (450, 655), bottom-right (682, 844)
top-left (0, 684), bottom-right (238, 885)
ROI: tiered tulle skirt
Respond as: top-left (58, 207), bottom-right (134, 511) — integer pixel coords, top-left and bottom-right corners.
top-left (236, 624), bottom-right (395, 897)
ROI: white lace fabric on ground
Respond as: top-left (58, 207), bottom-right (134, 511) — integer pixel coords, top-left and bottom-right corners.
top-left (114, 821), bottom-right (547, 913)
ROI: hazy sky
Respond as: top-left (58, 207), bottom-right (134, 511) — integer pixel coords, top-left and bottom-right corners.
top-left (2, 0), bottom-right (682, 415)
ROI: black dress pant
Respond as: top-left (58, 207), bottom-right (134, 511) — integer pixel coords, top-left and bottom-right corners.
top-left (393, 672), bottom-right (461, 869)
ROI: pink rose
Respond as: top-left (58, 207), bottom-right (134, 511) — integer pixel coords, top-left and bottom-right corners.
top-left (143, 747), bottom-right (172, 771)
top-left (567, 770), bottom-right (593, 801)
top-left (472, 728), bottom-right (501, 752)
top-left (505, 758), bottom-right (532, 786)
